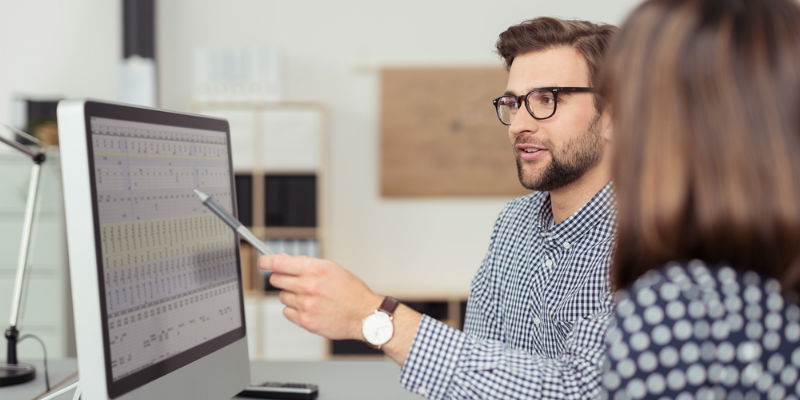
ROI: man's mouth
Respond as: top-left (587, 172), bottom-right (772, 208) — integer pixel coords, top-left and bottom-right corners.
top-left (517, 144), bottom-right (548, 161)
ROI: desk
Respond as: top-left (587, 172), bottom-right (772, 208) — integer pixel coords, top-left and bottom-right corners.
top-left (2, 359), bottom-right (421, 399)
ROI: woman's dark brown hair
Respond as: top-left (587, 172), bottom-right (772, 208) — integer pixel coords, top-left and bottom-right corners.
top-left (600, 0), bottom-right (800, 291)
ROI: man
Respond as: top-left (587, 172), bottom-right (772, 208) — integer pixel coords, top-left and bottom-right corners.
top-left (259, 17), bottom-right (617, 399)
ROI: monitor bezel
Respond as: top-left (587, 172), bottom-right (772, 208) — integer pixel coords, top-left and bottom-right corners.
top-left (81, 100), bottom-right (247, 398)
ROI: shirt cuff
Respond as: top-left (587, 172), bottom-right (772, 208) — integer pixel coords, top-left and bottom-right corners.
top-left (400, 315), bottom-right (468, 399)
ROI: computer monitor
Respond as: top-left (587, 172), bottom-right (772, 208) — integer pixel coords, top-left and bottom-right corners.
top-left (57, 100), bottom-right (250, 399)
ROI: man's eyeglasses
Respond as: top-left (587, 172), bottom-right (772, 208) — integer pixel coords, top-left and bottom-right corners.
top-left (492, 87), bottom-right (594, 125)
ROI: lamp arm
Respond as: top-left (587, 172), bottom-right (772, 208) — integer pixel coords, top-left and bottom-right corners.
top-left (0, 135), bottom-right (45, 163)
top-left (8, 163), bottom-right (43, 330)
top-left (0, 123), bottom-right (42, 384)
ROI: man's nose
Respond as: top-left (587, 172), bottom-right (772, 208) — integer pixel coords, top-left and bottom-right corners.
top-left (509, 107), bottom-right (540, 138)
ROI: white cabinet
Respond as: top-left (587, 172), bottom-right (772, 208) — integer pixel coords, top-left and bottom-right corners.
top-left (244, 294), bottom-right (328, 360)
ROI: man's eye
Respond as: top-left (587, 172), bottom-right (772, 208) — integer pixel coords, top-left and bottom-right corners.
top-left (533, 93), bottom-right (555, 105)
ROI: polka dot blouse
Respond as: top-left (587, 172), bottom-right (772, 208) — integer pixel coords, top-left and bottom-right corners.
top-left (603, 260), bottom-right (800, 399)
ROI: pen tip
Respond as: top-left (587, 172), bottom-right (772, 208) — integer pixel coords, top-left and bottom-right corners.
top-left (193, 189), bottom-right (208, 200)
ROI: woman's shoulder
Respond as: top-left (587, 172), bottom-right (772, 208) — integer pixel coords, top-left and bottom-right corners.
top-left (617, 259), bottom-right (785, 305)
top-left (606, 259), bottom-right (800, 397)
top-left (612, 259), bottom-right (796, 333)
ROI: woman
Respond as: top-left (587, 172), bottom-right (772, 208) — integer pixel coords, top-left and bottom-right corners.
top-left (600, 0), bottom-right (800, 398)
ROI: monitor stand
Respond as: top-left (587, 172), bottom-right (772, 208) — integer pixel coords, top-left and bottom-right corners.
top-left (39, 377), bottom-right (81, 400)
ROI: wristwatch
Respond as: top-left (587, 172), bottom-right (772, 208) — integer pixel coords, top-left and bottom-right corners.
top-left (361, 296), bottom-right (400, 348)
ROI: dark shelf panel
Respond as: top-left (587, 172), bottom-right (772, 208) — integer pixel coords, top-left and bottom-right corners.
top-left (265, 174), bottom-right (317, 227)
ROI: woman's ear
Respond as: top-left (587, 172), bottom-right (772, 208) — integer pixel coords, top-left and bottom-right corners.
top-left (599, 107), bottom-right (613, 142)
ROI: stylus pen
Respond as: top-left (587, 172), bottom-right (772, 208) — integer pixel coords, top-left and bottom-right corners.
top-left (194, 189), bottom-right (273, 256)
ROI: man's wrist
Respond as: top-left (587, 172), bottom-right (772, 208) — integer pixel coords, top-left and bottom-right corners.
top-left (380, 304), bottom-right (424, 366)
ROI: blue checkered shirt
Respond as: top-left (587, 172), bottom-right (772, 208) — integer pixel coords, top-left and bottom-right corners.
top-left (400, 183), bottom-right (615, 399)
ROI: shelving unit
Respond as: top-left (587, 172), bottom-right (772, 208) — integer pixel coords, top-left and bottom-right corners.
top-left (192, 102), bottom-right (470, 360)
top-left (191, 101), bottom-right (328, 360)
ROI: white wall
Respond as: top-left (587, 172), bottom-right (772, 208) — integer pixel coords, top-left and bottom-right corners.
top-left (0, 0), bottom-right (121, 126)
top-left (158, 0), bottom-right (641, 298)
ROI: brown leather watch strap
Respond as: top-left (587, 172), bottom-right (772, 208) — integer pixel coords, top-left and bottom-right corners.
top-left (378, 296), bottom-right (400, 316)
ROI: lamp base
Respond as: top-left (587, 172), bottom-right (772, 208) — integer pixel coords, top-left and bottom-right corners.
top-left (0, 362), bottom-right (35, 387)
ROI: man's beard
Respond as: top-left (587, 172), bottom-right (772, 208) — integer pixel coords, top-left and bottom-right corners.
top-left (516, 113), bottom-right (603, 192)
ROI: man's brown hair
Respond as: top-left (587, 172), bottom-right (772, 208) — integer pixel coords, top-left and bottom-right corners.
top-left (600, 0), bottom-right (800, 291)
top-left (496, 17), bottom-right (617, 96)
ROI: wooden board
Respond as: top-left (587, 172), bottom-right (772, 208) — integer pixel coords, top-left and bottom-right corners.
top-left (380, 66), bottom-right (530, 197)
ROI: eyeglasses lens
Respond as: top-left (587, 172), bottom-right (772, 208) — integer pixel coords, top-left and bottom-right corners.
top-left (496, 96), bottom-right (518, 125)
top-left (526, 90), bottom-right (556, 119)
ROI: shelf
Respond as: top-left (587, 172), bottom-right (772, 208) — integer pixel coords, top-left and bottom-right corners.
top-left (250, 226), bottom-right (317, 239)
top-left (192, 101), bottom-right (325, 111)
top-left (234, 168), bottom-right (318, 175)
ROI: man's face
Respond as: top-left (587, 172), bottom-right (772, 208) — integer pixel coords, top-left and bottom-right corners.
top-left (505, 47), bottom-right (605, 192)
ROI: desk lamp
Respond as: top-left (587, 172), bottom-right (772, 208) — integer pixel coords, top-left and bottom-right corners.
top-left (0, 124), bottom-right (46, 386)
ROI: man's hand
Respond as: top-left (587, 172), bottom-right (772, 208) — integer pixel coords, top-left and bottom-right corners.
top-left (258, 253), bottom-right (382, 341)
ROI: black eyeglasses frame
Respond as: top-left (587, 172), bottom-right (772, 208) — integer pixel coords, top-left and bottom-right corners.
top-left (492, 86), bottom-right (594, 125)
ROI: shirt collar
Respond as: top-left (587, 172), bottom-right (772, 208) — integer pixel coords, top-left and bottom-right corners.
top-left (535, 182), bottom-right (616, 248)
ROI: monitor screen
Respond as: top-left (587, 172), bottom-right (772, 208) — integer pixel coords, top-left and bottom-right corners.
top-left (59, 100), bottom-right (249, 399)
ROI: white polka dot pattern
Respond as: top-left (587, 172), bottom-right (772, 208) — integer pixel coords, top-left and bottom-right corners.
top-left (604, 261), bottom-right (800, 397)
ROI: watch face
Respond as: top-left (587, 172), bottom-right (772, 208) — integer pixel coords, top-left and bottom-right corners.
top-left (362, 311), bottom-right (394, 346)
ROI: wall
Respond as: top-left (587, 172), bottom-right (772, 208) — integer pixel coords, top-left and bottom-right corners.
top-left (157, 0), bottom-right (641, 298)
top-left (0, 0), bottom-right (121, 127)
